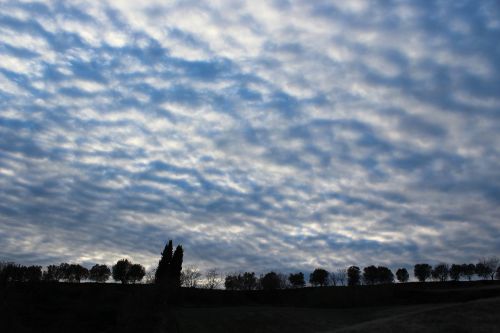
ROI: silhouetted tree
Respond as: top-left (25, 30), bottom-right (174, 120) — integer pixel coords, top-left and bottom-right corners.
top-left (261, 272), bottom-right (281, 290)
top-left (57, 263), bottom-right (71, 281)
top-left (414, 264), bottom-right (432, 282)
top-left (181, 266), bottom-right (202, 288)
top-left (475, 261), bottom-right (492, 280)
top-left (204, 268), bottom-right (222, 289)
top-left (363, 266), bottom-right (378, 285)
top-left (0, 262), bottom-right (6, 285)
top-left (62, 264), bottom-right (88, 283)
top-left (154, 240), bottom-right (183, 288)
top-left (363, 266), bottom-right (393, 284)
top-left (0, 263), bottom-right (22, 283)
top-left (0, 263), bottom-right (41, 283)
top-left (461, 263), bottom-right (475, 281)
top-left (170, 245), bottom-right (183, 288)
top-left (223, 272), bottom-right (258, 290)
top-left (241, 272), bottom-right (257, 290)
top-left (42, 265), bottom-right (60, 282)
top-left (24, 266), bottom-right (42, 282)
top-left (431, 263), bottom-right (449, 282)
top-left (496, 266), bottom-right (500, 280)
top-left (112, 259), bottom-right (132, 284)
top-left (288, 272), bottom-right (305, 288)
top-left (484, 257), bottom-right (499, 280)
top-left (396, 268), bottom-right (409, 283)
top-left (155, 240), bottom-right (173, 285)
top-left (224, 274), bottom-right (241, 290)
top-left (309, 268), bottom-right (329, 287)
top-left (449, 264), bottom-right (462, 281)
top-left (347, 266), bottom-right (361, 286)
top-left (89, 264), bottom-right (111, 283)
top-left (128, 264), bottom-right (146, 283)
top-left (378, 266), bottom-right (394, 284)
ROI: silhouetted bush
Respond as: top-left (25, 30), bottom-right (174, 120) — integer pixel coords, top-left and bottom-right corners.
top-left (260, 272), bottom-right (281, 290)
top-left (347, 266), bottom-right (361, 286)
top-left (89, 264), bottom-right (111, 283)
top-left (288, 272), bottom-right (305, 288)
top-left (414, 263), bottom-right (432, 282)
top-left (431, 263), bottom-right (449, 282)
top-left (396, 268), bottom-right (409, 283)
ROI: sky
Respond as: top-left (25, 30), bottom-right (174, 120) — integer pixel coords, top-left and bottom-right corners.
top-left (0, 0), bottom-right (499, 274)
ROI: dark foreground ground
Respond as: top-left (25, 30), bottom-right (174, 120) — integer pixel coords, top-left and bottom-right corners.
top-left (1, 280), bottom-right (500, 332)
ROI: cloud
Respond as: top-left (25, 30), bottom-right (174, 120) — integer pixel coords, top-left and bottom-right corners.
top-left (0, 0), bottom-right (499, 274)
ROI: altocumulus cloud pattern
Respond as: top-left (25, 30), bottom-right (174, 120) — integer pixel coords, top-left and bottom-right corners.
top-left (0, 0), bottom-right (499, 272)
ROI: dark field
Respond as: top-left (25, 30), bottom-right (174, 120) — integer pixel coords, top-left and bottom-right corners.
top-left (1, 281), bottom-right (500, 332)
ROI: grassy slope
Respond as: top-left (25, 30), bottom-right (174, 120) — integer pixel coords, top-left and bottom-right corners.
top-left (174, 282), bottom-right (500, 333)
top-left (174, 304), bottom-right (432, 333)
top-left (174, 296), bottom-right (500, 333)
top-left (0, 283), bottom-right (165, 333)
top-left (1, 281), bottom-right (499, 332)
top-left (335, 296), bottom-right (500, 333)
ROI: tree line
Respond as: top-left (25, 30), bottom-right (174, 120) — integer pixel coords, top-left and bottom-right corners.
top-left (222, 257), bottom-right (500, 290)
top-left (1, 243), bottom-right (499, 289)
top-left (0, 260), bottom-right (145, 284)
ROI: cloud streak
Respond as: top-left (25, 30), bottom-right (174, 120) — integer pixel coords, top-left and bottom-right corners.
top-left (0, 0), bottom-right (499, 273)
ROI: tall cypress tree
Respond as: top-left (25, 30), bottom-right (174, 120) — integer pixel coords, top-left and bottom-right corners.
top-left (170, 245), bottom-right (183, 288)
top-left (155, 240), bottom-right (173, 284)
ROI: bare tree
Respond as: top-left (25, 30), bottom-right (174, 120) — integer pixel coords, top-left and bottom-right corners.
top-left (181, 265), bottom-right (202, 288)
top-left (204, 268), bottom-right (223, 289)
top-left (277, 273), bottom-right (290, 289)
top-left (476, 257), bottom-right (499, 280)
top-left (144, 268), bottom-right (157, 284)
top-left (329, 271), bottom-right (337, 286)
top-left (335, 268), bottom-right (347, 286)
top-left (485, 257), bottom-right (499, 280)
